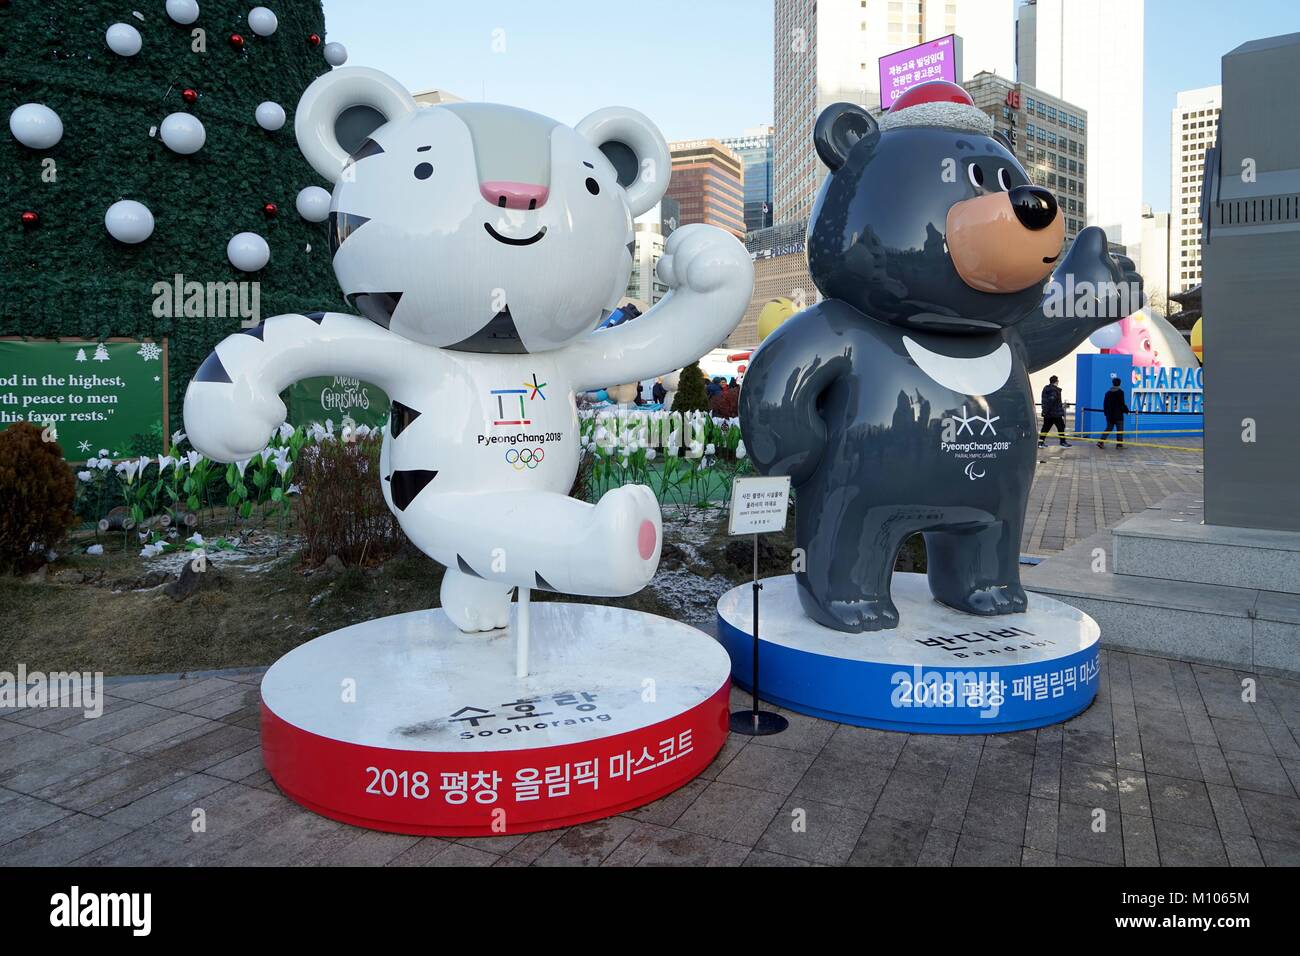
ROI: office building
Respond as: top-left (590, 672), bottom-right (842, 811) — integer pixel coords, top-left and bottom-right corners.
top-left (774, 0), bottom-right (1017, 225)
top-left (1170, 85), bottom-right (1221, 296)
top-left (1016, 0), bottom-right (1145, 255)
top-left (1139, 205), bottom-right (1171, 314)
top-left (729, 219), bottom-right (819, 349)
top-left (963, 71), bottom-right (1089, 241)
top-left (666, 139), bottom-right (746, 239)
top-left (721, 127), bottom-right (775, 234)
top-left (625, 198), bottom-right (680, 306)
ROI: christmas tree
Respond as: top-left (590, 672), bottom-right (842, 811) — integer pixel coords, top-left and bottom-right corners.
top-left (1, 1), bottom-right (340, 414)
top-left (671, 361), bottom-right (710, 414)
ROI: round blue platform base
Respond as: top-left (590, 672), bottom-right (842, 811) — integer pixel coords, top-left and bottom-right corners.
top-left (716, 573), bottom-right (1101, 735)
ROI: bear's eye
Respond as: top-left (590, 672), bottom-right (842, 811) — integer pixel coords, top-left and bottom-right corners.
top-left (585, 177), bottom-right (600, 196)
top-left (996, 167), bottom-right (1012, 191)
top-left (414, 162), bottom-right (433, 180)
top-left (967, 163), bottom-right (984, 188)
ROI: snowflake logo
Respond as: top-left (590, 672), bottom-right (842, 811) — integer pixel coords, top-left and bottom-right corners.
top-left (138, 342), bottom-right (162, 362)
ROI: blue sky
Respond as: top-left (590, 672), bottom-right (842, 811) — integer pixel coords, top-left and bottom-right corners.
top-left (322, 0), bottom-right (1300, 214)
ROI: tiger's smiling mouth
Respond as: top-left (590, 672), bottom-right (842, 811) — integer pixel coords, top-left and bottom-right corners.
top-left (484, 222), bottom-right (547, 246)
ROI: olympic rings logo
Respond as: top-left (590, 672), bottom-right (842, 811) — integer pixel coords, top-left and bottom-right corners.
top-left (505, 447), bottom-right (545, 470)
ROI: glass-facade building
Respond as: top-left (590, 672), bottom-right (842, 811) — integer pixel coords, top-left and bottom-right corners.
top-left (722, 128), bottom-right (775, 234)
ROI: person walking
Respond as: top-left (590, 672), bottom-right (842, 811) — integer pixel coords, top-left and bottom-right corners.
top-left (1097, 375), bottom-right (1131, 449)
top-left (1038, 374), bottom-right (1070, 447)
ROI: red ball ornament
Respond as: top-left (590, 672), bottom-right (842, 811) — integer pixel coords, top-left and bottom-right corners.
top-left (229, 33), bottom-right (245, 49)
top-left (21, 211), bottom-right (39, 226)
top-left (263, 202), bottom-right (279, 218)
top-left (307, 33), bottom-right (321, 47)
top-left (181, 88), bottom-right (198, 104)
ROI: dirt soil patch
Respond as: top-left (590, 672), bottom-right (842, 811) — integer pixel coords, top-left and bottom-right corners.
top-left (0, 504), bottom-right (926, 675)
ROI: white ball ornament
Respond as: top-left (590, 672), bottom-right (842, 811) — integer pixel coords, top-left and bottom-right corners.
top-left (165, 0), bottom-right (201, 25)
top-left (105, 200), bottom-right (155, 244)
top-left (322, 42), bottom-right (348, 66)
top-left (296, 184), bottom-right (332, 221)
top-left (159, 112), bottom-right (207, 154)
top-left (295, 186), bottom-right (331, 222)
top-left (228, 232), bottom-right (271, 272)
top-left (247, 6), bottom-right (279, 36)
top-left (106, 23), bottom-right (143, 56)
top-left (9, 104), bottom-right (64, 150)
top-left (255, 101), bottom-right (286, 131)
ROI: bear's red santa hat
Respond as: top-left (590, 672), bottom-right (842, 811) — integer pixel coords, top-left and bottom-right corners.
top-left (879, 80), bottom-right (994, 136)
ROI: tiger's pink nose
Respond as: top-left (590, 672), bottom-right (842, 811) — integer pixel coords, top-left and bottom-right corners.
top-left (480, 181), bottom-right (550, 210)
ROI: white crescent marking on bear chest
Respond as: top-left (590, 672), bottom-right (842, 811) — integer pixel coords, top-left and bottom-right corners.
top-left (901, 336), bottom-right (1012, 397)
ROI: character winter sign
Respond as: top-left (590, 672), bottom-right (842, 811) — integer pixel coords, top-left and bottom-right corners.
top-left (184, 67), bottom-right (753, 630)
top-left (740, 81), bottom-right (1142, 633)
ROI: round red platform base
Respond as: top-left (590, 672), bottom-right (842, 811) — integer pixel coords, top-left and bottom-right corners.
top-left (259, 603), bottom-right (731, 836)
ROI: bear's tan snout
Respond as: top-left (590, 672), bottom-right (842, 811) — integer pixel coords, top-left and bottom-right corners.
top-left (945, 191), bottom-right (1065, 294)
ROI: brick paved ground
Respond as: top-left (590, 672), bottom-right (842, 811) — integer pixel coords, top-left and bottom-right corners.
top-left (6, 435), bottom-right (1278, 868)
top-left (2, 649), bottom-right (1297, 867)
top-left (1023, 436), bottom-right (1203, 554)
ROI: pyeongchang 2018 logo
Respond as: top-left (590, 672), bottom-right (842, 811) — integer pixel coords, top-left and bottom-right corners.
top-left (940, 405), bottom-right (1010, 477)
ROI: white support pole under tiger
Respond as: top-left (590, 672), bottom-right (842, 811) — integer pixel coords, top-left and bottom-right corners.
top-left (515, 586), bottom-right (531, 679)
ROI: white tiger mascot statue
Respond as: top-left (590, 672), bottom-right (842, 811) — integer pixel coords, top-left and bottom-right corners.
top-left (183, 67), bottom-right (753, 631)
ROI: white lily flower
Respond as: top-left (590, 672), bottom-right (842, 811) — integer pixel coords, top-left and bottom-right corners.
top-left (96, 458), bottom-right (113, 471)
top-left (77, 470), bottom-right (93, 482)
top-left (287, 483), bottom-right (301, 495)
top-left (736, 440), bottom-right (747, 459)
top-left (188, 532), bottom-right (206, 546)
top-left (277, 422), bottom-right (295, 441)
top-left (86, 544), bottom-right (104, 556)
top-left (185, 450), bottom-right (202, 470)
top-left (171, 429), bottom-right (186, 446)
top-left (646, 448), bottom-right (657, 461)
top-left (98, 449), bottom-right (109, 457)
top-left (234, 459), bottom-right (250, 477)
top-left (705, 443), bottom-right (716, 456)
top-left (140, 543), bottom-right (163, 558)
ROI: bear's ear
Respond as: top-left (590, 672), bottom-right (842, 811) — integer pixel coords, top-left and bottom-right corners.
top-left (295, 67), bottom-right (417, 183)
top-left (575, 107), bottom-right (671, 217)
top-left (815, 103), bottom-right (880, 172)
top-left (992, 129), bottom-right (1014, 152)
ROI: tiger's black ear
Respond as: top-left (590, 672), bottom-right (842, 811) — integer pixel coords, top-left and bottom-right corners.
top-left (814, 103), bottom-right (880, 172)
top-left (992, 129), bottom-right (1014, 152)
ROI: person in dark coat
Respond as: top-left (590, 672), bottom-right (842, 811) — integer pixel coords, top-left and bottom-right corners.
top-left (652, 379), bottom-right (667, 404)
top-left (1038, 374), bottom-right (1070, 447)
top-left (1098, 375), bottom-right (1131, 449)
top-left (706, 377), bottom-right (723, 398)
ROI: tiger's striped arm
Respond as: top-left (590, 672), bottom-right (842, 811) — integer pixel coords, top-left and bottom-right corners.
top-left (182, 311), bottom-right (410, 462)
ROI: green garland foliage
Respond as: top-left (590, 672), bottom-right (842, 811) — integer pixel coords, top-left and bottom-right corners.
top-left (0, 1), bottom-right (339, 411)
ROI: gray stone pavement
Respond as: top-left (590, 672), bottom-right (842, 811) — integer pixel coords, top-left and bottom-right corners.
top-left (1023, 436), bottom-right (1203, 555)
top-left (3, 648), bottom-right (1298, 866)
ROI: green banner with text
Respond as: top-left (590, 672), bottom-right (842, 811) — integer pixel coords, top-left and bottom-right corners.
top-left (285, 375), bottom-right (390, 430)
top-left (0, 339), bottom-right (168, 459)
